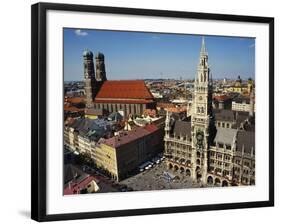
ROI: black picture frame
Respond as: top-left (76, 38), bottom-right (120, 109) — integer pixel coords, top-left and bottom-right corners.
top-left (31, 2), bottom-right (274, 222)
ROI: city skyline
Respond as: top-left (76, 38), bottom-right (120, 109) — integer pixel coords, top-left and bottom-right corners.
top-left (64, 28), bottom-right (255, 81)
top-left (63, 36), bottom-right (256, 193)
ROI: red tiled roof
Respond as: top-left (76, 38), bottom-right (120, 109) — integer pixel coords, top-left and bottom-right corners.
top-left (64, 176), bottom-right (95, 195)
top-left (94, 99), bottom-right (154, 104)
top-left (95, 80), bottom-right (154, 100)
top-left (65, 96), bottom-right (85, 104)
top-left (213, 95), bottom-right (229, 101)
top-left (64, 105), bottom-right (84, 112)
top-left (100, 124), bottom-right (158, 148)
top-left (143, 124), bottom-right (158, 133)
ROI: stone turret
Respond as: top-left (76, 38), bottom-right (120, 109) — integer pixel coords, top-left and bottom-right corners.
top-left (95, 52), bottom-right (107, 82)
top-left (83, 50), bottom-right (95, 108)
top-left (164, 110), bottom-right (171, 138)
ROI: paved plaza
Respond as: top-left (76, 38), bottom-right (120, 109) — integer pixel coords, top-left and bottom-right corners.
top-left (119, 161), bottom-right (202, 191)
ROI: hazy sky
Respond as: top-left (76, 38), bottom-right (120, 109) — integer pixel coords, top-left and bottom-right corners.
top-left (64, 28), bottom-right (255, 81)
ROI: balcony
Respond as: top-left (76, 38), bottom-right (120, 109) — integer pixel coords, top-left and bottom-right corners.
top-left (165, 137), bottom-right (191, 145)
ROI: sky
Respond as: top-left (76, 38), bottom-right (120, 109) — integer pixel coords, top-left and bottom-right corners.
top-left (64, 28), bottom-right (255, 81)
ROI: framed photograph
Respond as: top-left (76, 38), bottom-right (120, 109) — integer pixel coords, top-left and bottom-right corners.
top-left (31, 2), bottom-right (274, 222)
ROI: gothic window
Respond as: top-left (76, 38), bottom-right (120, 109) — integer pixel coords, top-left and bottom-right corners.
top-left (226, 145), bottom-right (231, 150)
top-left (204, 72), bottom-right (206, 82)
top-left (197, 151), bottom-right (200, 157)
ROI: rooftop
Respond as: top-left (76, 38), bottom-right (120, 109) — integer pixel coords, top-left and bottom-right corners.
top-left (233, 96), bottom-right (250, 104)
top-left (214, 109), bottom-right (235, 122)
top-left (65, 96), bottom-right (85, 104)
top-left (68, 118), bottom-right (112, 141)
top-left (172, 120), bottom-right (192, 140)
top-left (100, 124), bottom-right (158, 148)
top-left (214, 127), bottom-right (238, 145)
top-left (213, 95), bottom-right (230, 102)
top-left (236, 130), bottom-right (255, 154)
top-left (95, 80), bottom-right (154, 100)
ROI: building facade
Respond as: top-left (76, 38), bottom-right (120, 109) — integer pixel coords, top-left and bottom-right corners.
top-left (164, 38), bottom-right (255, 187)
top-left (89, 124), bottom-right (163, 181)
top-left (232, 92), bottom-right (255, 113)
top-left (224, 76), bottom-right (254, 94)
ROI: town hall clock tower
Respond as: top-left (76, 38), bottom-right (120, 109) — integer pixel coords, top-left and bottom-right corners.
top-left (191, 37), bottom-right (216, 185)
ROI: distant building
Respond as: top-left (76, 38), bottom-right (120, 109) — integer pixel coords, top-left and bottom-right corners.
top-left (82, 50), bottom-right (156, 118)
top-left (64, 96), bottom-right (85, 119)
top-left (212, 95), bottom-right (232, 110)
top-left (232, 93), bottom-right (255, 113)
top-left (224, 76), bottom-right (254, 94)
top-left (214, 109), bottom-right (254, 130)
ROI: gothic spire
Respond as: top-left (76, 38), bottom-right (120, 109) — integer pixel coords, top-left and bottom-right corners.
top-left (200, 36), bottom-right (207, 55)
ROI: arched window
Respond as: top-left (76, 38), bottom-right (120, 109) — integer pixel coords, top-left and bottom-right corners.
top-left (201, 107), bottom-right (204, 113)
top-left (207, 176), bottom-right (214, 185)
top-left (222, 180), bottom-right (228, 187)
top-left (215, 178), bottom-right (221, 186)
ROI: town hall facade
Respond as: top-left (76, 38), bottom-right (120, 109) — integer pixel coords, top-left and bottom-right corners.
top-left (164, 38), bottom-right (255, 187)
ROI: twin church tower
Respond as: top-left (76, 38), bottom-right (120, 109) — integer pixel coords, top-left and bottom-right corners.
top-left (83, 50), bottom-right (107, 108)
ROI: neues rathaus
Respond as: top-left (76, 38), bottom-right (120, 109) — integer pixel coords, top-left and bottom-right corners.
top-left (164, 38), bottom-right (255, 187)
